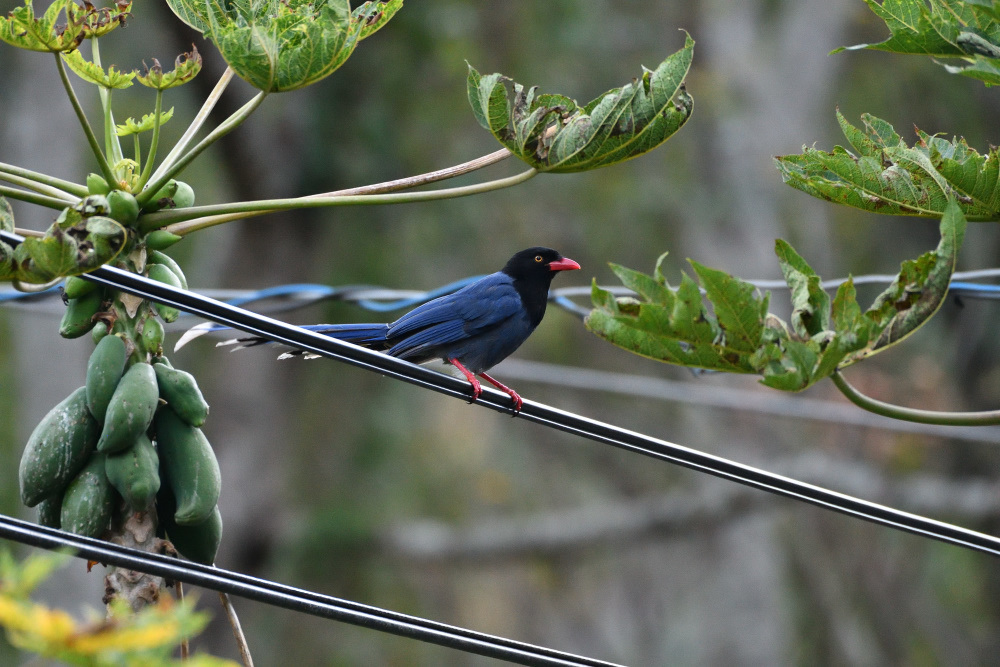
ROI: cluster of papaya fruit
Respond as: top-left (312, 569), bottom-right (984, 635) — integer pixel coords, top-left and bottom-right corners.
top-left (19, 248), bottom-right (223, 565)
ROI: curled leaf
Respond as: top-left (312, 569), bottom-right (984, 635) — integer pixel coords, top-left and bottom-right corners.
top-left (586, 200), bottom-right (966, 391)
top-left (467, 32), bottom-right (693, 173)
top-left (2, 199), bottom-right (126, 284)
top-left (835, 0), bottom-right (1000, 86)
top-left (136, 48), bottom-right (202, 90)
top-left (0, 0), bottom-right (130, 52)
top-left (164, 0), bottom-right (394, 92)
top-left (776, 111), bottom-right (1000, 221)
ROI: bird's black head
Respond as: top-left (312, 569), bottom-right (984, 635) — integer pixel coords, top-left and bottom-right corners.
top-left (502, 247), bottom-right (580, 326)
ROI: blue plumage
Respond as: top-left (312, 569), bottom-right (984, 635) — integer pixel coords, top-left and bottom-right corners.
top-left (189, 247), bottom-right (580, 412)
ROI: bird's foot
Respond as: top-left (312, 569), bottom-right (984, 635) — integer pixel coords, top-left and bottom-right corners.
top-left (450, 358), bottom-right (483, 405)
top-left (479, 372), bottom-right (523, 415)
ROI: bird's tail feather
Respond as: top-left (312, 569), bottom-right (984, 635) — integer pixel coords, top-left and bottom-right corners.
top-left (174, 321), bottom-right (390, 357)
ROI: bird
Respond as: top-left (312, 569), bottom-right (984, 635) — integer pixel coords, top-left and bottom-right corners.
top-left (178, 247), bottom-right (580, 413)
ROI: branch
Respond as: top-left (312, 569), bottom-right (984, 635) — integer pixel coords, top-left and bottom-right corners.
top-left (54, 53), bottom-right (116, 187)
top-left (0, 162), bottom-right (87, 198)
top-left (153, 148), bottom-right (513, 233)
top-left (138, 86), bottom-right (264, 207)
top-left (151, 167), bottom-right (538, 235)
top-left (147, 67), bottom-right (235, 187)
top-left (0, 172), bottom-right (77, 202)
top-left (0, 184), bottom-right (72, 210)
top-left (832, 370), bottom-right (1000, 426)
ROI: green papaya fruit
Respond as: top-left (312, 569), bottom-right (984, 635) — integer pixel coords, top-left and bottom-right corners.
top-left (157, 485), bottom-right (222, 565)
top-left (148, 250), bottom-right (188, 289)
top-left (153, 363), bottom-right (209, 427)
top-left (19, 387), bottom-right (99, 507)
top-left (154, 406), bottom-right (220, 526)
top-left (63, 275), bottom-right (97, 300)
top-left (97, 363), bottom-right (159, 453)
top-left (146, 263), bottom-right (181, 322)
top-left (36, 494), bottom-right (62, 529)
top-left (58, 288), bottom-right (103, 339)
top-left (141, 315), bottom-right (165, 355)
top-left (105, 433), bottom-right (160, 510)
top-left (107, 189), bottom-right (139, 226)
top-left (60, 454), bottom-right (115, 538)
top-left (86, 333), bottom-right (127, 422)
top-left (144, 230), bottom-right (182, 251)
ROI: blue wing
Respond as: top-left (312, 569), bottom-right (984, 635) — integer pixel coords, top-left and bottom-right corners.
top-left (385, 273), bottom-right (525, 361)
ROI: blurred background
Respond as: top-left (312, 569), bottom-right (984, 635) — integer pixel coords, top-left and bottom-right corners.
top-left (4, 0), bottom-right (1000, 664)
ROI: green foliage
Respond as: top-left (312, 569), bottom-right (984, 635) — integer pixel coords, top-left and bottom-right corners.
top-left (3, 199), bottom-right (126, 283)
top-left (136, 48), bottom-right (203, 90)
top-left (61, 49), bottom-right (135, 89)
top-left (164, 0), bottom-right (397, 92)
top-left (0, 549), bottom-right (235, 666)
top-left (587, 200), bottom-right (966, 391)
top-left (837, 0), bottom-right (1000, 85)
top-left (116, 109), bottom-right (175, 137)
top-left (775, 111), bottom-right (1000, 221)
top-left (0, 0), bottom-right (130, 53)
top-left (467, 32), bottom-right (694, 173)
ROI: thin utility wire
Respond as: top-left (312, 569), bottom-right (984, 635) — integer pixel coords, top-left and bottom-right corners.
top-left (3, 229), bottom-right (1000, 560)
top-left (0, 514), bottom-right (617, 667)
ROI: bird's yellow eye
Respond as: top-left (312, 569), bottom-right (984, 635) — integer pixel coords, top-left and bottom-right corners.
top-left (534, 255), bottom-right (544, 263)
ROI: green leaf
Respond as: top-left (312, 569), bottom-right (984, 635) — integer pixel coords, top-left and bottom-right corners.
top-left (136, 48), bottom-right (203, 90)
top-left (835, 0), bottom-right (1000, 86)
top-left (355, 0), bottom-right (403, 40)
top-left (61, 49), bottom-right (135, 89)
top-left (855, 198), bottom-right (966, 359)
top-left (468, 32), bottom-right (694, 173)
top-left (776, 111), bottom-right (999, 221)
top-left (0, 0), bottom-right (130, 52)
top-left (587, 202), bottom-right (965, 391)
top-left (165, 0), bottom-right (394, 92)
top-left (775, 239), bottom-right (830, 337)
top-left (116, 108), bottom-right (175, 137)
top-left (2, 201), bottom-right (126, 284)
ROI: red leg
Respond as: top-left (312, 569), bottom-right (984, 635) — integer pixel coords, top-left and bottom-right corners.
top-left (479, 372), bottom-right (523, 414)
top-left (448, 358), bottom-right (482, 402)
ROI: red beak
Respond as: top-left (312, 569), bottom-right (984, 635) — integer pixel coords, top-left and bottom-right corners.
top-left (548, 257), bottom-right (581, 272)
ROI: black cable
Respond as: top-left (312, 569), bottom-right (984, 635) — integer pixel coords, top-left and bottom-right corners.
top-left (5, 231), bottom-right (1000, 559)
top-left (5, 229), bottom-right (1000, 564)
top-left (0, 514), bottom-right (616, 667)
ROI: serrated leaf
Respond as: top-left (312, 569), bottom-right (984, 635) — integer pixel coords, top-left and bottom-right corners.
top-left (0, 0), bottom-right (129, 53)
top-left (165, 0), bottom-right (393, 92)
top-left (836, 0), bottom-right (1000, 86)
top-left (775, 239), bottom-right (830, 337)
top-left (587, 203), bottom-right (965, 392)
top-left (136, 48), bottom-right (202, 90)
top-left (854, 198), bottom-right (966, 359)
top-left (116, 108), bottom-right (174, 137)
top-left (61, 49), bottom-right (135, 89)
top-left (468, 33), bottom-right (693, 173)
top-left (776, 112), bottom-right (999, 220)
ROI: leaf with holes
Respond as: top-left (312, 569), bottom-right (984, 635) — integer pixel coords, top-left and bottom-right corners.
top-left (835, 0), bottom-right (1000, 85)
top-left (587, 199), bottom-right (966, 391)
top-left (468, 32), bottom-right (693, 173)
top-left (776, 111), bottom-right (1000, 220)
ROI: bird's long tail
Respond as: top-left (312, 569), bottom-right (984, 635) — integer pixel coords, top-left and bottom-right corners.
top-left (174, 321), bottom-right (390, 357)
